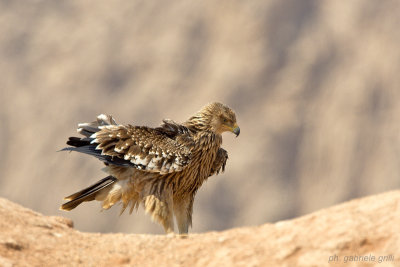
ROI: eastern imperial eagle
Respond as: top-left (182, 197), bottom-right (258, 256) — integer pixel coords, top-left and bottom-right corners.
top-left (60, 102), bottom-right (240, 235)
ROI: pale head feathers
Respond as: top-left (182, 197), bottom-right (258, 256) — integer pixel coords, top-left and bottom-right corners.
top-left (185, 102), bottom-right (238, 135)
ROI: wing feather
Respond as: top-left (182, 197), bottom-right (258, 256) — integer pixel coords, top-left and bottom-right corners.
top-left (63, 115), bottom-right (193, 174)
top-left (91, 124), bottom-right (192, 174)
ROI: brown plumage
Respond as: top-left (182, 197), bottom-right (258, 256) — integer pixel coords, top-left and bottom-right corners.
top-left (60, 102), bottom-right (240, 235)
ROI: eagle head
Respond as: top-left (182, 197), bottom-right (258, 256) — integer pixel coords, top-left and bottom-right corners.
top-left (190, 102), bottom-right (240, 137)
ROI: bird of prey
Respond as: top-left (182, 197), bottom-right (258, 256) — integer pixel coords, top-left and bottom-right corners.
top-left (60, 102), bottom-right (240, 235)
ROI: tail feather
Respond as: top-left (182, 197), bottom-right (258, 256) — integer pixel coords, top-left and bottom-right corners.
top-left (60, 176), bottom-right (117, 211)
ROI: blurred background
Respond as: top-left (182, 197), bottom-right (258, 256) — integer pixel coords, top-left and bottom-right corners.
top-left (0, 0), bottom-right (400, 234)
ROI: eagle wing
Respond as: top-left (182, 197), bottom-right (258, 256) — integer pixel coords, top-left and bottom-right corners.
top-left (63, 115), bottom-right (193, 174)
top-left (209, 148), bottom-right (228, 176)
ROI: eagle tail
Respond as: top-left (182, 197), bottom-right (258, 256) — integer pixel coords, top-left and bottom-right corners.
top-left (60, 176), bottom-right (117, 211)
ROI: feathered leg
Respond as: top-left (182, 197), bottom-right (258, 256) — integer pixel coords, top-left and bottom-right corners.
top-left (142, 186), bottom-right (174, 234)
top-left (173, 196), bottom-right (193, 235)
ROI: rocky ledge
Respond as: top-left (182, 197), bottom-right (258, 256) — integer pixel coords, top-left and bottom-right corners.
top-left (0, 191), bottom-right (399, 267)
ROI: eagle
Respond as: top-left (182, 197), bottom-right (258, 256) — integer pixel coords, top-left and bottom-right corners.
top-left (60, 102), bottom-right (240, 235)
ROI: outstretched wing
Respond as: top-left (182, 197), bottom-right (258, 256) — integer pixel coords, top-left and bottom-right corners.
top-left (62, 115), bottom-right (193, 174)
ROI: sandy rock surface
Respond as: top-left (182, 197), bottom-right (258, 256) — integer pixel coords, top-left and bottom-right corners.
top-left (0, 191), bottom-right (398, 267)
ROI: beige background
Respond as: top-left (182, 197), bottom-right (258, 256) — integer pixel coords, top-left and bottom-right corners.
top-left (0, 0), bottom-right (399, 234)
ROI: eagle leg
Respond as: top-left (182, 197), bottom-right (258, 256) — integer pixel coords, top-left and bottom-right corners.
top-left (143, 193), bottom-right (174, 234)
top-left (173, 197), bottom-right (193, 235)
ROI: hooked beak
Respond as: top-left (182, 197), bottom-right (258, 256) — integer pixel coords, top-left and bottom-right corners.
top-left (232, 124), bottom-right (240, 137)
